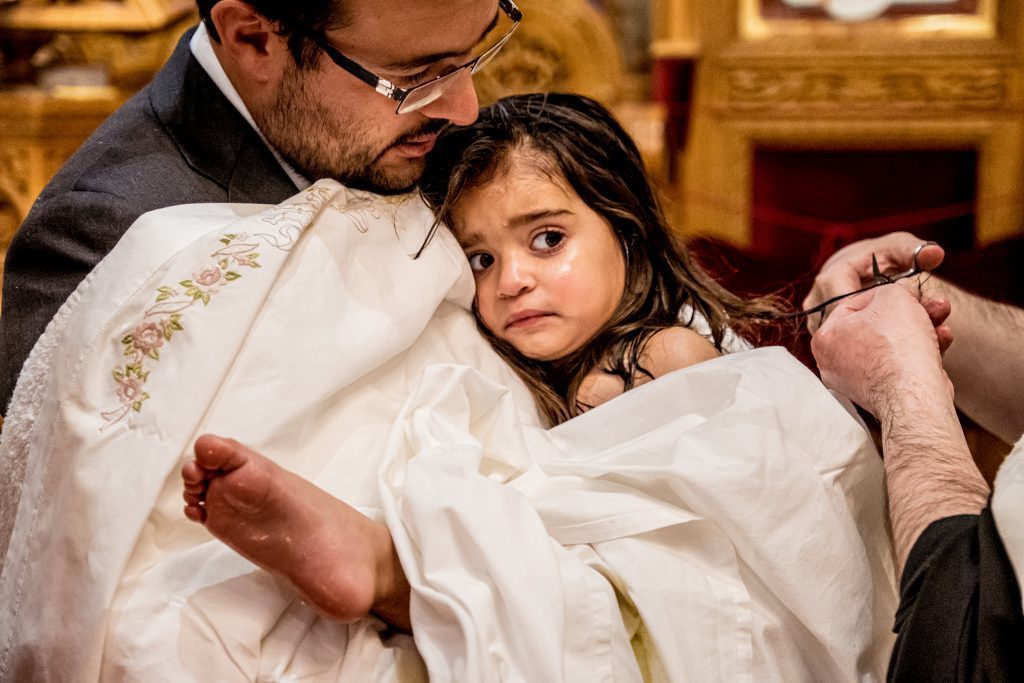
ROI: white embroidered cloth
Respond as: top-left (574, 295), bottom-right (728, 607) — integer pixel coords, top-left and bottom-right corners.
top-left (0, 180), bottom-right (897, 681)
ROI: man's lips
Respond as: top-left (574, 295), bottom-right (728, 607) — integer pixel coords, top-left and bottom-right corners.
top-left (391, 132), bottom-right (438, 158)
top-left (505, 310), bottom-right (554, 330)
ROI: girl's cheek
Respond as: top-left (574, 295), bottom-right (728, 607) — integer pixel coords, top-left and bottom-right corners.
top-left (475, 293), bottom-right (499, 331)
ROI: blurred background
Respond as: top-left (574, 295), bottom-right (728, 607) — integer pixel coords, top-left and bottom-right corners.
top-left (1, 0), bottom-right (1020, 472)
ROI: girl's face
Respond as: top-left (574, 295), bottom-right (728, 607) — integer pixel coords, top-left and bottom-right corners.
top-left (450, 153), bottom-right (626, 361)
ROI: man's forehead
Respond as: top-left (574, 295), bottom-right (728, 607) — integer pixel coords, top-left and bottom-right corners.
top-left (334, 0), bottom-right (497, 69)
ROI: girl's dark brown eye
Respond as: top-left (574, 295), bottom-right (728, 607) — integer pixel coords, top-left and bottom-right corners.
top-left (531, 230), bottom-right (564, 251)
top-left (467, 252), bottom-right (494, 272)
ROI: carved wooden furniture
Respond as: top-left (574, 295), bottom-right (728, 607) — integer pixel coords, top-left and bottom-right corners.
top-left (475, 0), bottom-right (627, 107)
top-left (0, 90), bottom-right (120, 221)
top-left (654, 0), bottom-right (1024, 250)
top-left (476, 0), bottom-right (668, 184)
top-left (0, 0), bottom-right (194, 305)
top-left (0, 89), bottom-right (124, 306)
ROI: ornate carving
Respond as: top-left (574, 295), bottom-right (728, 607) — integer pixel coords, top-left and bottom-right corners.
top-left (0, 146), bottom-right (31, 199)
top-left (475, 36), bottom-right (565, 103)
top-left (726, 66), bottom-right (1007, 109)
top-left (0, 0), bottom-right (193, 32)
top-left (761, 0), bottom-right (981, 22)
top-left (472, 0), bottom-right (625, 106)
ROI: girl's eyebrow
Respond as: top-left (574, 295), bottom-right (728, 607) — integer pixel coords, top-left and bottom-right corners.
top-left (506, 209), bottom-right (573, 229)
top-left (457, 209), bottom-right (574, 250)
top-left (458, 232), bottom-right (483, 250)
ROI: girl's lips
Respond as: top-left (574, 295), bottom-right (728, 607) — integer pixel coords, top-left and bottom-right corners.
top-left (505, 310), bottom-right (554, 330)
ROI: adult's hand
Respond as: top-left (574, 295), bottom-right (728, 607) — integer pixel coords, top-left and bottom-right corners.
top-left (803, 232), bottom-right (946, 333)
top-left (813, 283), bottom-right (989, 570)
top-left (811, 284), bottom-right (952, 418)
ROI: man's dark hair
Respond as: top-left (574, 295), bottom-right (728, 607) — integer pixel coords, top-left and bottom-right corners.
top-left (195, 0), bottom-right (348, 67)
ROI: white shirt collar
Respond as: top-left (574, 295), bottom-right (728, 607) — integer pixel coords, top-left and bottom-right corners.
top-left (189, 23), bottom-right (310, 191)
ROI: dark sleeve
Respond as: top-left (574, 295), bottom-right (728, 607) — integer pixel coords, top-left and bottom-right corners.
top-left (888, 505), bottom-right (1024, 682)
top-left (0, 189), bottom-right (137, 413)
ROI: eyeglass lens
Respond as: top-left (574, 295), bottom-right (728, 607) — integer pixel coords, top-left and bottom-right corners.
top-left (397, 69), bottom-right (470, 114)
top-left (395, 19), bottom-right (519, 114)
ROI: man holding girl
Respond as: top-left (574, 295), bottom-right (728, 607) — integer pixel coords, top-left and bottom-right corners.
top-left (0, 0), bottom-right (985, 677)
top-left (1, 82), bottom-right (898, 680)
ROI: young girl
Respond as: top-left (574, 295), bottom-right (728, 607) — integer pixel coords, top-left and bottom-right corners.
top-left (419, 92), bottom-right (780, 425)
top-left (180, 94), bottom-right (786, 632)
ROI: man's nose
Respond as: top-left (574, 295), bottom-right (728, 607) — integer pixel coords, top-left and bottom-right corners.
top-left (419, 69), bottom-right (479, 126)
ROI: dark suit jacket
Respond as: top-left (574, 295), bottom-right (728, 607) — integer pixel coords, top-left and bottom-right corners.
top-left (0, 28), bottom-right (298, 413)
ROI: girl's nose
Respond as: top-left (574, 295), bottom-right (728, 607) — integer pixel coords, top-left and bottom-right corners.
top-left (496, 256), bottom-right (534, 299)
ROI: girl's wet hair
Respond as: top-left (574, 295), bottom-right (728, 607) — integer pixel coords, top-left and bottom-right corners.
top-left (420, 93), bottom-right (783, 426)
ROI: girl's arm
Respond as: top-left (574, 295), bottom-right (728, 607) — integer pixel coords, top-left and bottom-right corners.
top-left (640, 326), bottom-right (721, 378)
top-left (578, 327), bottom-right (720, 410)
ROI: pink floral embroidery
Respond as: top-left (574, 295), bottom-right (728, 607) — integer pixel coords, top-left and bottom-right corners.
top-left (190, 263), bottom-right (227, 296)
top-left (116, 375), bottom-right (148, 407)
top-left (100, 184), bottom-right (404, 430)
top-left (129, 321), bottom-right (165, 357)
top-left (100, 232), bottom-right (258, 430)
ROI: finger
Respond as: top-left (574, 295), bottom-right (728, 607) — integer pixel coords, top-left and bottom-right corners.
top-left (936, 324), bottom-right (953, 354)
top-left (868, 233), bottom-right (939, 273)
top-left (913, 243), bottom-right (945, 273)
top-left (803, 262), bottom-right (863, 333)
top-left (804, 233), bottom-right (929, 313)
top-left (922, 297), bottom-right (951, 328)
top-left (818, 289), bottom-right (879, 330)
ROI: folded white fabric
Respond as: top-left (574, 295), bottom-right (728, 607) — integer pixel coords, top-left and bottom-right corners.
top-left (993, 438), bottom-right (1024, 613)
top-left (0, 180), bottom-right (896, 681)
top-left (382, 350), bottom-right (897, 682)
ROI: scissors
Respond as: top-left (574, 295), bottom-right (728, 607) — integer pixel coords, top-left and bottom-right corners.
top-left (790, 241), bottom-right (938, 324)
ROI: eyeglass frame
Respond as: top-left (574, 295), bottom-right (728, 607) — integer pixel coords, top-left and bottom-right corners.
top-left (311, 0), bottom-right (523, 115)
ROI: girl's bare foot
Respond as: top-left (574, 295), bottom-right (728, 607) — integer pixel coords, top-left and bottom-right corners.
top-left (182, 434), bottom-right (410, 630)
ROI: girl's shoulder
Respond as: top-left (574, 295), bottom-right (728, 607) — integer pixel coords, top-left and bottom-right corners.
top-left (641, 326), bottom-right (720, 378)
top-left (578, 326), bottom-right (720, 413)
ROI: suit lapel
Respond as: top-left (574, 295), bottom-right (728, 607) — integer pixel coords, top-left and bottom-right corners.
top-left (149, 28), bottom-right (299, 205)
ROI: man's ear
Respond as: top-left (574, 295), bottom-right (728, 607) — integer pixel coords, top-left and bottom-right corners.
top-left (208, 0), bottom-right (289, 82)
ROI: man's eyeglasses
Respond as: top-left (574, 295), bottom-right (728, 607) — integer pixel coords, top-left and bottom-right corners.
top-left (314, 0), bottom-right (523, 115)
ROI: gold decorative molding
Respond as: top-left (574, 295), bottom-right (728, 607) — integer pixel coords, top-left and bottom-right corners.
top-left (654, 0), bottom-right (1024, 248)
top-left (474, 0), bottom-right (626, 106)
top-left (0, 88), bottom-right (123, 218)
top-left (723, 65), bottom-right (1009, 111)
top-left (740, 0), bottom-right (997, 40)
top-left (0, 0), bottom-right (194, 32)
top-left (0, 146), bottom-right (33, 211)
top-left (651, 0), bottom-right (700, 58)
top-left (70, 16), bottom-right (194, 86)
top-left (477, 34), bottom-right (564, 100)
top-left (0, 88), bottom-right (123, 310)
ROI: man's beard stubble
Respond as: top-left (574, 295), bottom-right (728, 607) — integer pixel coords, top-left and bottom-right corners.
top-left (255, 62), bottom-right (447, 195)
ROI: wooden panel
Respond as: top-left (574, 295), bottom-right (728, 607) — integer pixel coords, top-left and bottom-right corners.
top-left (473, 0), bottom-right (627, 106)
top-left (653, 0), bottom-right (1024, 248)
top-left (0, 88), bottom-right (124, 309)
top-left (0, 0), bottom-right (194, 32)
